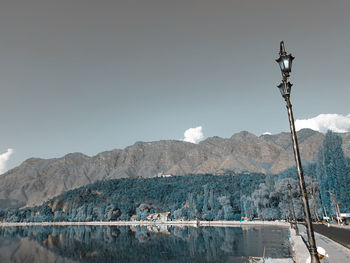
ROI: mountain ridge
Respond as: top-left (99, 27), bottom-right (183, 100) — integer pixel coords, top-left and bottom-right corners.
top-left (1, 129), bottom-right (350, 209)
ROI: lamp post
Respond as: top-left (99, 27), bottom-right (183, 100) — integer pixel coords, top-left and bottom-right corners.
top-left (287, 182), bottom-right (299, 236)
top-left (275, 41), bottom-right (319, 263)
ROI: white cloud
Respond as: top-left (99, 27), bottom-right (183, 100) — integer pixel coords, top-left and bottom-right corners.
top-left (0, 148), bottom-right (14, 174)
top-left (183, 126), bottom-right (204, 144)
top-left (295, 114), bottom-right (350, 133)
top-left (262, 132), bottom-right (272, 135)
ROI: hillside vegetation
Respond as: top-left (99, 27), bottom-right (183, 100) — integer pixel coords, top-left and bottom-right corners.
top-left (1, 131), bottom-right (349, 222)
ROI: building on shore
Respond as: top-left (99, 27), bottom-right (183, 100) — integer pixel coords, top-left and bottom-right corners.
top-left (147, 212), bottom-right (171, 222)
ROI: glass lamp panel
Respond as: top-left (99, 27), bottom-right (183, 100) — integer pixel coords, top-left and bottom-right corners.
top-left (279, 60), bottom-right (285, 72)
top-left (276, 57), bottom-right (284, 72)
top-left (285, 54), bottom-right (294, 73)
top-left (277, 83), bottom-right (285, 96)
top-left (283, 58), bottom-right (290, 72)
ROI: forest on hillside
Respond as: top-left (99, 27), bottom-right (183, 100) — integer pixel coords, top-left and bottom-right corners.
top-left (1, 131), bottom-right (349, 222)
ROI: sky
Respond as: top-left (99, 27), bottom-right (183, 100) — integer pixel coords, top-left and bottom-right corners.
top-left (1, 0), bottom-right (350, 172)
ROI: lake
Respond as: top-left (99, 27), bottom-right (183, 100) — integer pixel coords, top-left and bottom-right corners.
top-left (0, 225), bottom-right (292, 263)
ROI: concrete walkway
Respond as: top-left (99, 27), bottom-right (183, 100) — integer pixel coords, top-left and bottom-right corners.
top-left (297, 224), bottom-right (350, 262)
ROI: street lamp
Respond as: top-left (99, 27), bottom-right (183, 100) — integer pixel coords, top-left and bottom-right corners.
top-left (287, 182), bottom-right (299, 236)
top-left (275, 41), bottom-right (320, 263)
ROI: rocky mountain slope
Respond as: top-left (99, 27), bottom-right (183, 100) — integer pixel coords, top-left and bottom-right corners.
top-left (1, 129), bottom-right (350, 208)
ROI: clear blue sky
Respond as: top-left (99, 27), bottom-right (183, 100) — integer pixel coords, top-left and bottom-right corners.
top-left (1, 0), bottom-right (350, 171)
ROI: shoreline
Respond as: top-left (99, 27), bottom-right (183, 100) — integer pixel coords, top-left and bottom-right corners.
top-left (0, 220), bottom-right (289, 227)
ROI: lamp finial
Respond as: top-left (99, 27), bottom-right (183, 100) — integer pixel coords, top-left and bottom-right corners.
top-left (280, 41), bottom-right (286, 55)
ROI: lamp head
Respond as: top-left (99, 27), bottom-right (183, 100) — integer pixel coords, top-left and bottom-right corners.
top-left (277, 81), bottom-right (292, 98)
top-left (276, 41), bottom-right (294, 77)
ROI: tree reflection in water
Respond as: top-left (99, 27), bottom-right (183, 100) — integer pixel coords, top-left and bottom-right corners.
top-left (0, 225), bottom-right (291, 263)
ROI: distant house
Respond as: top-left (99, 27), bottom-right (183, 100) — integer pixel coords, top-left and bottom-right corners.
top-left (340, 213), bottom-right (350, 218)
top-left (157, 173), bottom-right (172, 178)
top-left (339, 213), bottom-right (350, 223)
top-left (147, 212), bottom-right (171, 222)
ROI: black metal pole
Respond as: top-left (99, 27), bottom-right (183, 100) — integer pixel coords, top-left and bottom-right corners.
top-left (284, 94), bottom-right (319, 263)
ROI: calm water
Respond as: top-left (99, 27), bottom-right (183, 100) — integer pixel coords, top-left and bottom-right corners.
top-left (0, 225), bottom-right (291, 263)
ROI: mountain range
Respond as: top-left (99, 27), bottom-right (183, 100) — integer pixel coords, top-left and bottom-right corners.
top-left (1, 129), bottom-right (350, 209)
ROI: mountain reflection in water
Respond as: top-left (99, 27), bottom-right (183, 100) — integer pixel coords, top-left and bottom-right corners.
top-left (0, 225), bottom-right (291, 263)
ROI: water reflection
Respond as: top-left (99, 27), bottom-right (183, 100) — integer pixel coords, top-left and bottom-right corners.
top-left (0, 225), bottom-right (291, 263)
